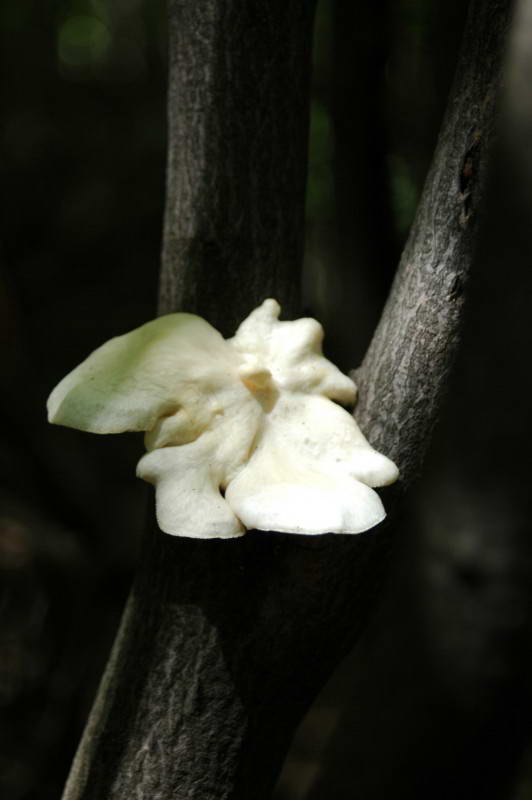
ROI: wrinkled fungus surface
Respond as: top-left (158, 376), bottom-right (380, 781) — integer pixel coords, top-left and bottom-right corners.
top-left (48, 299), bottom-right (399, 538)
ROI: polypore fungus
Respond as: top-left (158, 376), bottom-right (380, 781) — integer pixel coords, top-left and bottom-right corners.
top-left (47, 299), bottom-right (398, 538)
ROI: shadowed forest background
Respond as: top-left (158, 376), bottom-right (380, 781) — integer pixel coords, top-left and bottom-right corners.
top-left (2, 1), bottom-right (532, 798)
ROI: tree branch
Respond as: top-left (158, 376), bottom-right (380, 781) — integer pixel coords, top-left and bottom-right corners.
top-left (355, 0), bottom-right (511, 486)
top-left (61, 1), bottom-right (511, 799)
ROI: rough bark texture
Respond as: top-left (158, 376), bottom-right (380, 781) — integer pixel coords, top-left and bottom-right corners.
top-left (63, 2), bottom-right (318, 799)
top-left (159, 0), bottom-right (315, 332)
top-left (355, 0), bottom-right (511, 486)
top-left (62, 1), bottom-right (510, 799)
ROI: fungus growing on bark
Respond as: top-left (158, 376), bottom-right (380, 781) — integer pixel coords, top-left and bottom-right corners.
top-left (47, 299), bottom-right (398, 538)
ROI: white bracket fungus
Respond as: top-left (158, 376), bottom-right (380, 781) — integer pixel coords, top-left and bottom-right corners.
top-left (47, 299), bottom-right (399, 539)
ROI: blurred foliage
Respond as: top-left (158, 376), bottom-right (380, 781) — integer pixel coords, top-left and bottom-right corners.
top-left (388, 153), bottom-right (418, 236)
top-left (306, 101), bottom-right (335, 222)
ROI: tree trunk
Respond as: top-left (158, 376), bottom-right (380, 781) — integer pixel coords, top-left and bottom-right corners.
top-left (63, 2), bottom-right (317, 798)
top-left (159, 0), bottom-right (315, 332)
top-left (62, 1), bottom-right (510, 799)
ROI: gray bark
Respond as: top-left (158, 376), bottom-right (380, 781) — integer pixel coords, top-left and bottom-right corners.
top-left (62, 1), bottom-right (511, 799)
top-left (355, 0), bottom-right (511, 486)
top-left (63, 2), bottom-right (317, 798)
top-left (159, 0), bottom-right (315, 331)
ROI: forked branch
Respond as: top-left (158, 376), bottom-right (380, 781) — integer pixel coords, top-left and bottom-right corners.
top-left (61, 1), bottom-right (511, 799)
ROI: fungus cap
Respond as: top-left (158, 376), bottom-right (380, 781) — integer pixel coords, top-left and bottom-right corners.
top-left (48, 299), bottom-right (399, 538)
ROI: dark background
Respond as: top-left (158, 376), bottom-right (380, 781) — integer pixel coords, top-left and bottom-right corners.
top-left (2, 1), bottom-right (532, 798)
